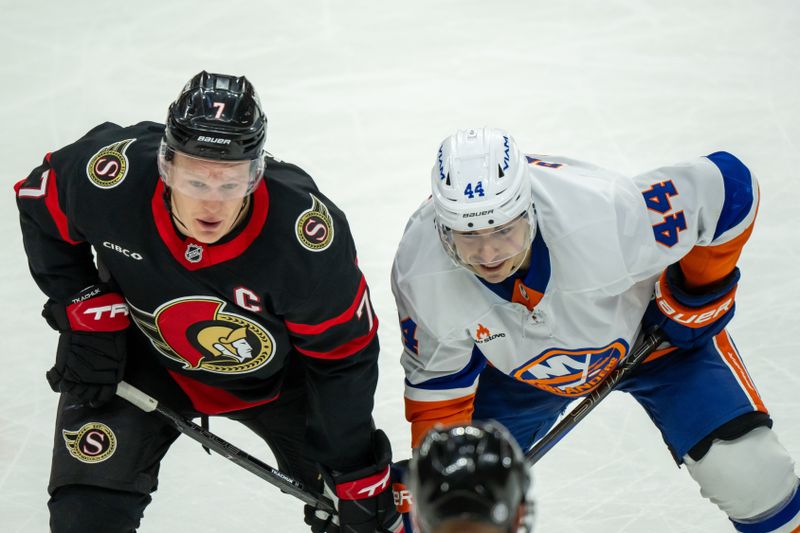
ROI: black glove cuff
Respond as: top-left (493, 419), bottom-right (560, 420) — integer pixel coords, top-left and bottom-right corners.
top-left (332, 429), bottom-right (393, 484)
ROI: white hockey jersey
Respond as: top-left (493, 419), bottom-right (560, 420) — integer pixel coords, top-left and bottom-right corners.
top-left (391, 152), bottom-right (759, 446)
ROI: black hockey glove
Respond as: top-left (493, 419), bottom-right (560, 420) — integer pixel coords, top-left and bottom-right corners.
top-left (304, 430), bottom-right (404, 533)
top-left (643, 264), bottom-right (739, 349)
top-left (43, 284), bottom-right (130, 407)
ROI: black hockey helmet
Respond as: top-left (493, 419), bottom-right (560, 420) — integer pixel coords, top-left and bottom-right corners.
top-left (409, 421), bottom-right (531, 532)
top-left (159, 71), bottom-right (267, 198)
top-left (164, 71), bottom-right (266, 161)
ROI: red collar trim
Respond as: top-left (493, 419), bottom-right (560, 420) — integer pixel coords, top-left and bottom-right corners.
top-left (151, 179), bottom-right (269, 270)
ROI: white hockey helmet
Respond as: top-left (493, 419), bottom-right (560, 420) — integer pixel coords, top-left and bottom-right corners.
top-left (431, 128), bottom-right (535, 277)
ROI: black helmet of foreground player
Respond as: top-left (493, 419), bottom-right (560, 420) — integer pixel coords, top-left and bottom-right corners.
top-left (158, 70), bottom-right (267, 197)
top-left (409, 421), bottom-right (533, 533)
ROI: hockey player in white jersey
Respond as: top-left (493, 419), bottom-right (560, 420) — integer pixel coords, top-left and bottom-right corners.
top-left (392, 128), bottom-right (800, 532)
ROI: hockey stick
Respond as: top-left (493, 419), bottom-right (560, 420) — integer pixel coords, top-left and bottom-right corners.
top-left (524, 327), bottom-right (666, 464)
top-left (115, 381), bottom-right (336, 513)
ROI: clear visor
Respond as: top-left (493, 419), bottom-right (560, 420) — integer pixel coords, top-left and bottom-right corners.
top-left (158, 141), bottom-right (265, 200)
top-left (440, 211), bottom-right (535, 270)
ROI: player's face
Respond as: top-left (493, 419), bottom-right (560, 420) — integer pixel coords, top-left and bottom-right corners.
top-left (451, 216), bottom-right (533, 283)
top-left (168, 153), bottom-right (252, 243)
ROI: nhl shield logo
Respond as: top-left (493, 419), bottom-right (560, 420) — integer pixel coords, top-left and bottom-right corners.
top-left (62, 422), bottom-right (117, 463)
top-left (295, 194), bottom-right (334, 252)
top-left (185, 243), bottom-right (204, 263)
top-left (86, 139), bottom-right (136, 189)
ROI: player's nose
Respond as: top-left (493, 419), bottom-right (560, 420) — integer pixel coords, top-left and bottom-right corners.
top-left (475, 241), bottom-right (502, 263)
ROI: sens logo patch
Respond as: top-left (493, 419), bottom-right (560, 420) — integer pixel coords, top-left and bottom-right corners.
top-left (295, 194), bottom-right (334, 252)
top-left (62, 422), bottom-right (117, 463)
top-left (129, 297), bottom-right (276, 374)
top-left (86, 138), bottom-right (136, 189)
top-left (512, 340), bottom-right (628, 397)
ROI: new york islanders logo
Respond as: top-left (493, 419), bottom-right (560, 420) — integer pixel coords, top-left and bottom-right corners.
top-left (129, 297), bottom-right (275, 374)
top-left (86, 138), bottom-right (136, 189)
top-left (295, 194), bottom-right (334, 252)
top-left (512, 340), bottom-right (628, 397)
top-left (62, 422), bottom-right (117, 463)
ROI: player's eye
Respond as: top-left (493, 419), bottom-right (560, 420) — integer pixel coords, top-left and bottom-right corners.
top-left (188, 180), bottom-right (209, 190)
top-left (221, 182), bottom-right (243, 191)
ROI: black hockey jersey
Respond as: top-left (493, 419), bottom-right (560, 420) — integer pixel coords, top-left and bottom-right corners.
top-left (15, 121), bottom-right (379, 470)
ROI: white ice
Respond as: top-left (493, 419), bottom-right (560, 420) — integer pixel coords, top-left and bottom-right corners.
top-left (1, 1), bottom-right (799, 531)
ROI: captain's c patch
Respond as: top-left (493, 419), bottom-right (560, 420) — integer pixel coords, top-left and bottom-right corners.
top-left (62, 422), bottom-right (117, 463)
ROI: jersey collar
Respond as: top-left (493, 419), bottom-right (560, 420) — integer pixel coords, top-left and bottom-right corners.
top-left (151, 179), bottom-right (269, 270)
top-left (478, 229), bottom-right (551, 310)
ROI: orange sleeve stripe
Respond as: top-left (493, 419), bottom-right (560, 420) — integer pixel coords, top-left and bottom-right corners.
top-left (679, 197), bottom-right (758, 289)
top-left (405, 395), bottom-right (475, 448)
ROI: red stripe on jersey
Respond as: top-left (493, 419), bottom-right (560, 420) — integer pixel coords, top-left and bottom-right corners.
top-left (294, 317), bottom-right (379, 360)
top-left (285, 276), bottom-right (368, 335)
top-left (167, 370), bottom-right (279, 415)
top-left (151, 179), bottom-right (269, 270)
top-left (15, 155), bottom-right (81, 245)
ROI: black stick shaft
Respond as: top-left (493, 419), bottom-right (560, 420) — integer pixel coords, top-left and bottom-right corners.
top-left (116, 382), bottom-right (336, 513)
top-left (525, 329), bottom-right (666, 464)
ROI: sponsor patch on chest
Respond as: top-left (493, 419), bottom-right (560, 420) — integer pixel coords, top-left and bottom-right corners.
top-left (473, 323), bottom-right (506, 344)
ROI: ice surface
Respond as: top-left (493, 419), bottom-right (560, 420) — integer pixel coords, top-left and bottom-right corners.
top-left (1, 1), bottom-right (798, 531)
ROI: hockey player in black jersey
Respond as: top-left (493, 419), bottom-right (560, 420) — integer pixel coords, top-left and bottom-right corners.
top-left (15, 71), bottom-right (403, 533)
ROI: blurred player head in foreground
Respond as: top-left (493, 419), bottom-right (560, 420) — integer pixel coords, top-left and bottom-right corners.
top-left (409, 421), bottom-right (534, 533)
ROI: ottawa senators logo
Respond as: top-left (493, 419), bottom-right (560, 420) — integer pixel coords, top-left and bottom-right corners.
top-left (86, 139), bottom-right (136, 189)
top-left (511, 340), bottom-right (628, 397)
top-left (129, 296), bottom-right (275, 374)
top-left (295, 194), bottom-right (334, 252)
top-left (62, 422), bottom-right (117, 463)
